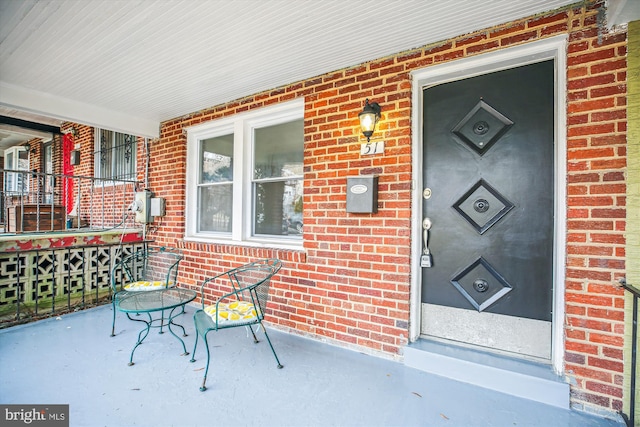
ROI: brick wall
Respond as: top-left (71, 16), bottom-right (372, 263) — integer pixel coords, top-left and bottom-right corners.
top-left (53, 124), bottom-right (144, 228)
top-left (564, 2), bottom-right (627, 413)
top-left (623, 19), bottom-right (640, 422)
top-left (149, 1), bottom-right (627, 414)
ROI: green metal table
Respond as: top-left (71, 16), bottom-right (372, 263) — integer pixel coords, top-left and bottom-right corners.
top-left (116, 288), bottom-right (197, 365)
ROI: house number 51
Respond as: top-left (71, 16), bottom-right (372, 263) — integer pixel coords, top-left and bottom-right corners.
top-left (360, 141), bottom-right (385, 156)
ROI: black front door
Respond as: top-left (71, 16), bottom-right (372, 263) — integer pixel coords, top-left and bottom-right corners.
top-left (421, 60), bottom-right (554, 359)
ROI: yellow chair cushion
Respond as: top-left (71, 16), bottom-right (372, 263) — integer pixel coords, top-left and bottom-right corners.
top-left (204, 300), bottom-right (259, 325)
top-left (123, 280), bottom-right (172, 291)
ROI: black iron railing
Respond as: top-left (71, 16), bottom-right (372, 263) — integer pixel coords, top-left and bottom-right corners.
top-left (1, 169), bottom-right (141, 233)
top-left (620, 278), bottom-right (639, 427)
top-left (0, 241), bottom-right (146, 328)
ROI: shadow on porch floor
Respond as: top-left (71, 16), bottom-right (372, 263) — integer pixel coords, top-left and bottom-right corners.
top-left (0, 304), bottom-right (625, 427)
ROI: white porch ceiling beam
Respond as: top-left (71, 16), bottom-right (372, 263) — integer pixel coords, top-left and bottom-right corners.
top-left (0, 82), bottom-right (160, 138)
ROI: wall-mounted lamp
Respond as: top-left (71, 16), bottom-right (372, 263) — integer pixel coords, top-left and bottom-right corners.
top-left (358, 99), bottom-right (381, 142)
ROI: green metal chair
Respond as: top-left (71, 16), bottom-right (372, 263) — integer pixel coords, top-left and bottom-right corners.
top-left (190, 258), bottom-right (283, 391)
top-left (110, 246), bottom-right (183, 337)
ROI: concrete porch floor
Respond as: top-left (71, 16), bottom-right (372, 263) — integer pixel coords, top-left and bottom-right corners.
top-left (0, 304), bottom-right (626, 427)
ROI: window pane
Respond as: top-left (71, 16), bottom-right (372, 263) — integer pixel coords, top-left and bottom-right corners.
top-left (199, 184), bottom-right (232, 232)
top-left (44, 144), bottom-right (53, 174)
top-left (44, 143), bottom-right (54, 203)
top-left (5, 151), bottom-right (14, 169)
top-left (96, 130), bottom-right (136, 180)
top-left (4, 148), bottom-right (29, 194)
top-left (254, 120), bottom-right (303, 179)
top-left (17, 149), bottom-right (29, 166)
top-left (201, 134), bottom-right (233, 183)
top-left (99, 130), bottom-right (113, 179)
top-left (5, 151), bottom-right (14, 192)
top-left (114, 134), bottom-right (136, 179)
top-left (254, 179), bottom-right (303, 236)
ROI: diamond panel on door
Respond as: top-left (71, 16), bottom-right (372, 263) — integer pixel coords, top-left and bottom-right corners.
top-left (450, 257), bottom-right (513, 312)
top-left (453, 179), bottom-right (515, 234)
top-left (451, 100), bottom-right (513, 155)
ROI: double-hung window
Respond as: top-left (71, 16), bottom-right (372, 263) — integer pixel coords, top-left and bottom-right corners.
top-left (186, 99), bottom-right (304, 248)
top-left (43, 141), bottom-right (54, 203)
top-left (4, 146), bottom-right (29, 195)
top-left (94, 129), bottom-right (137, 181)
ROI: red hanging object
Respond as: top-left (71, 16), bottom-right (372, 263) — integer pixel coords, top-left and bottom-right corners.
top-left (62, 133), bottom-right (75, 215)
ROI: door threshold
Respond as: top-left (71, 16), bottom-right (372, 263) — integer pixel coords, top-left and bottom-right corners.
top-left (404, 337), bottom-right (569, 409)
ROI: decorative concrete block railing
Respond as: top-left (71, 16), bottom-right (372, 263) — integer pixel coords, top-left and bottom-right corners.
top-left (0, 232), bottom-right (145, 328)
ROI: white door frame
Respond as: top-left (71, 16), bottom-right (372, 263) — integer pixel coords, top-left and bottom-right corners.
top-left (409, 35), bottom-right (568, 374)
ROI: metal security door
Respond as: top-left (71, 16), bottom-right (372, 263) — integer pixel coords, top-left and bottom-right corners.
top-left (420, 60), bottom-right (554, 359)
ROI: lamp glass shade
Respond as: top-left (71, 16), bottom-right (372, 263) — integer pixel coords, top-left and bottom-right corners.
top-left (358, 99), bottom-right (381, 141)
top-left (359, 112), bottom-right (377, 135)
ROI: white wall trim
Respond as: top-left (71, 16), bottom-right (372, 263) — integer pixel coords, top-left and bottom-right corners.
top-left (0, 82), bottom-right (160, 138)
top-left (409, 34), bottom-right (568, 375)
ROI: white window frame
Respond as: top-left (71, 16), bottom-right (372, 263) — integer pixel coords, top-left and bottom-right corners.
top-left (4, 146), bottom-right (29, 194)
top-left (185, 98), bottom-right (304, 249)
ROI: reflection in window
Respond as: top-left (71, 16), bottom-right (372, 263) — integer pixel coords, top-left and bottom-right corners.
top-left (43, 142), bottom-right (54, 203)
top-left (4, 147), bottom-right (29, 195)
top-left (253, 120), bottom-right (303, 237)
top-left (199, 185), bottom-right (232, 232)
top-left (199, 134), bottom-right (233, 233)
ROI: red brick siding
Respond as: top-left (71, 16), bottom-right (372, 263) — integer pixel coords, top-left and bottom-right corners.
top-left (55, 125), bottom-right (144, 228)
top-left (147, 1), bottom-right (625, 413)
top-left (564, 2), bottom-right (627, 413)
top-left (23, 127), bottom-right (138, 233)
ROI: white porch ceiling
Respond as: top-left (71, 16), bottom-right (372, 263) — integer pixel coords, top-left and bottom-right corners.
top-left (0, 0), bottom-right (637, 145)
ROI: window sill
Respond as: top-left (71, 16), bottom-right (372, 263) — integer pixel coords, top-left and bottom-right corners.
top-left (183, 235), bottom-right (303, 252)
